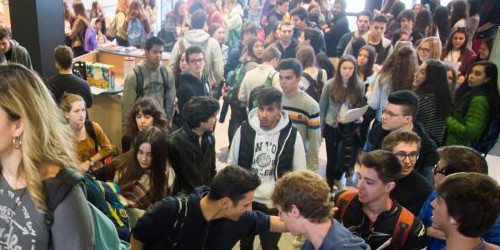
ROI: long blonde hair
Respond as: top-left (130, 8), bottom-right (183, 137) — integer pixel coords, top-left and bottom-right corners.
top-left (417, 36), bottom-right (442, 61)
top-left (0, 64), bottom-right (79, 211)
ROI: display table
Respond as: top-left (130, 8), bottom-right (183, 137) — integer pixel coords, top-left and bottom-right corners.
top-left (73, 47), bottom-right (170, 153)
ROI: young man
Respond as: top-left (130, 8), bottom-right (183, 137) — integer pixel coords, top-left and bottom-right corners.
top-left (46, 45), bottom-right (92, 108)
top-left (344, 14), bottom-right (393, 66)
top-left (382, 130), bottom-right (432, 215)
top-left (364, 90), bottom-right (438, 181)
top-left (168, 9), bottom-right (223, 86)
top-left (278, 59), bottom-right (320, 172)
top-left (274, 21), bottom-right (297, 59)
top-left (228, 86), bottom-right (306, 250)
top-left (335, 11), bottom-right (372, 68)
top-left (0, 27), bottom-right (32, 69)
top-left (396, 10), bottom-right (423, 45)
top-left (272, 170), bottom-right (370, 250)
top-left (168, 96), bottom-right (219, 194)
top-left (322, 0), bottom-right (350, 60)
top-left (418, 145), bottom-right (497, 250)
top-left (122, 37), bottom-right (175, 128)
top-left (130, 165), bottom-right (287, 249)
top-left (431, 172), bottom-right (499, 250)
top-left (225, 21), bottom-right (259, 76)
top-left (266, 0), bottom-right (289, 36)
top-left (290, 7), bottom-right (316, 41)
top-left (238, 46), bottom-right (282, 106)
top-left (333, 150), bottom-right (426, 249)
top-left (299, 27), bottom-right (334, 79)
top-left (175, 46), bottom-right (210, 127)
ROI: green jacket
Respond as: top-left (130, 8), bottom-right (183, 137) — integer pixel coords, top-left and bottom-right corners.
top-left (445, 92), bottom-right (489, 147)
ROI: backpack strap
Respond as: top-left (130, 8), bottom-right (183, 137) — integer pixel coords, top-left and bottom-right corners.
top-left (179, 39), bottom-right (186, 54)
top-left (165, 196), bottom-right (189, 248)
top-left (335, 190), bottom-right (358, 223)
top-left (317, 70), bottom-right (323, 83)
top-left (391, 206), bottom-right (414, 248)
top-left (134, 67), bottom-right (144, 99)
top-left (84, 120), bottom-right (98, 153)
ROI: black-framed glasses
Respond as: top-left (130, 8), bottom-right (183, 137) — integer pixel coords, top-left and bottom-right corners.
top-left (381, 108), bottom-right (405, 118)
top-left (393, 152), bottom-right (420, 162)
top-left (433, 164), bottom-right (446, 175)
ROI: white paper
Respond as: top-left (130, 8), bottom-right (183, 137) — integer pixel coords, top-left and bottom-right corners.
top-left (90, 86), bottom-right (107, 95)
top-left (337, 105), bottom-right (369, 124)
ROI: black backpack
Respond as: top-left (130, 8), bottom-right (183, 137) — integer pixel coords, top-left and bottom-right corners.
top-left (302, 70), bottom-right (324, 102)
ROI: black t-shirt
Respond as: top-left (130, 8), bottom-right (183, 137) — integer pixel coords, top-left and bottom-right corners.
top-left (369, 41), bottom-right (387, 65)
top-left (391, 170), bottom-right (433, 215)
top-left (275, 41), bottom-right (297, 60)
top-left (132, 186), bottom-right (270, 250)
top-left (45, 73), bottom-right (93, 108)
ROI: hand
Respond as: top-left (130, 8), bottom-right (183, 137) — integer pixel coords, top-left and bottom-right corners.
top-left (458, 75), bottom-right (465, 85)
top-left (79, 161), bottom-right (90, 172)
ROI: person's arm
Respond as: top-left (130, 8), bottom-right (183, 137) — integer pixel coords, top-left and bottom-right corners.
top-left (83, 82), bottom-right (93, 108)
top-left (93, 122), bottom-right (113, 159)
top-left (292, 132), bottom-right (307, 171)
top-left (227, 127), bottom-right (242, 165)
top-left (51, 186), bottom-right (95, 249)
top-left (269, 216), bottom-right (288, 233)
top-left (168, 40), bottom-right (180, 71)
top-left (224, 7), bottom-right (243, 30)
top-left (445, 96), bottom-right (489, 141)
top-left (367, 76), bottom-right (381, 110)
top-left (122, 70), bottom-right (138, 128)
top-left (176, 86), bottom-right (193, 118)
top-left (306, 103), bottom-right (321, 172)
top-left (238, 75), bottom-right (250, 103)
top-left (68, 18), bottom-right (82, 39)
top-left (210, 39), bottom-right (224, 85)
top-left (164, 67), bottom-right (176, 120)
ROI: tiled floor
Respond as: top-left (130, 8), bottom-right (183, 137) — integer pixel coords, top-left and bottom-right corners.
top-left (212, 101), bottom-right (328, 250)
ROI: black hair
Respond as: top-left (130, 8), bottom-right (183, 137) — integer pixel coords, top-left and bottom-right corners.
top-left (357, 10), bottom-right (373, 21)
top-left (415, 59), bottom-right (453, 119)
top-left (0, 27), bottom-right (10, 40)
top-left (256, 86), bottom-right (282, 107)
top-left (372, 14), bottom-right (389, 24)
top-left (191, 9), bottom-right (207, 29)
top-left (432, 6), bottom-right (452, 46)
top-left (479, 37), bottom-right (494, 60)
top-left (145, 36), bottom-right (165, 51)
top-left (185, 45), bottom-right (204, 62)
top-left (182, 96), bottom-right (220, 129)
top-left (357, 45), bottom-right (376, 81)
top-left (387, 90), bottom-right (419, 117)
top-left (277, 58), bottom-right (303, 77)
top-left (303, 27), bottom-right (325, 54)
top-left (241, 21), bottom-right (259, 37)
top-left (360, 150), bottom-right (402, 184)
top-left (398, 9), bottom-right (415, 22)
top-left (450, 0), bottom-right (469, 29)
top-left (468, 0), bottom-right (481, 17)
top-left (389, 2), bottom-right (406, 20)
top-left (290, 6), bottom-right (308, 21)
top-left (54, 45), bottom-right (74, 70)
top-left (208, 165), bottom-right (261, 204)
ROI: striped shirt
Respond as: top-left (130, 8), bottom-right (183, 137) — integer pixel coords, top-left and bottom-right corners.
top-left (282, 91), bottom-right (321, 171)
top-left (416, 94), bottom-right (446, 146)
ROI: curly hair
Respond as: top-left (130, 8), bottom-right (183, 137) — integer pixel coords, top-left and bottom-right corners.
top-left (378, 44), bottom-right (419, 93)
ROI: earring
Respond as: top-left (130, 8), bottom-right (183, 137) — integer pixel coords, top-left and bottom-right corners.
top-left (13, 135), bottom-right (22, 149)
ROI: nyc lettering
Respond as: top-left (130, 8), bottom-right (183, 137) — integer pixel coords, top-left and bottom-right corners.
top-left (254, 142), bottom-right (278, 153)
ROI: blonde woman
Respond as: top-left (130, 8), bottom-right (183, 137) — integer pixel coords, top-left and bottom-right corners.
top-left (416, 36), bottom-right (442, 64)
top-left (114, 0), bottom-right (130, 46)
top-left (0, 64), bottom-right (94, 249)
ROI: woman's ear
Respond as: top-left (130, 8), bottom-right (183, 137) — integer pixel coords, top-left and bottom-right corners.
top-left (12, 118), bottom-right (25, 138)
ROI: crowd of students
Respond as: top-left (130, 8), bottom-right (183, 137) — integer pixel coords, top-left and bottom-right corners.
top-left (1, 0), bottom-right (500, 249)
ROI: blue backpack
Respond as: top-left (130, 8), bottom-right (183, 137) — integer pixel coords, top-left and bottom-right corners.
top-left (128, 18), bottom-right (146, 47)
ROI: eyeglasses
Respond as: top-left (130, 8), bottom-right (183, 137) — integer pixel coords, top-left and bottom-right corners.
top-left (381, 108), bottom-right (406, 118)
top-left (188, 58), bottom-right (204, 64)
top-left (433, 164), bottom-right (446, 176)
top-left (393, 152), bottom-right (420, 162)
top-left (418, 47), bottom-right (431, 53)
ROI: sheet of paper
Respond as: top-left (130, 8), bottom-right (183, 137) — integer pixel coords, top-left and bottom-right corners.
top-left (339, 105), bottom-right (369, 124)
top-left (90, 86), bottom-right (107, 95)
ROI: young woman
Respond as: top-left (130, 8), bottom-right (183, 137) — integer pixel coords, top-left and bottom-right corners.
top-left (242, 37), bottom-right (265, 71)
top-left (450, 0), bottom-right (469, 31)
top-left (446, 61), bottom-right (500, 148)
top-left (60, 94), bottom-right (112, 172)
top-left (319, 55), bottom-right (365, 190)
top-left (441, 28), bottom-right (476, 79)
top-left (296, 45), bottom-right (327, 102)
top-left (416, 36), bottom-right (442, 64)
top-left (173, 51), bottom-right (190, 89)
top-left (412, 3), bottom-right (423, 15)
top-left (114, 0), bottom-right (130, 46)
top-left (356, 45), bottom-right (376, 85)
top-left (474, 36), bottom-right (493, 62)
top-left (127, 0), bottom-right (151, 47)
top-left (90, 1), bottom-right (106, 34)
top-left (0, 64), bottom-right (93, 249)
top-left (95, 126), bottom-right (174, 210)
top-left (445, 64), bottom-right (459, 96)
top-left (122, 97), bottom-right (169, 153)
top-left (430, 6), bottom-right (451, 46)
top-left (159, 0), bottom-right (189, 51)
top-left (413, 59), bottom-right (453, 146)
top-left (142, 0), bottom-right (158, 36)
top-left (367, 44), bottom-right (419, 122)
top-left (414, 8), bottom-right (432, 37)
top-left (223, 0), bottom-right (244, 50)
top-left (208, 23), bottom-right (229, 65)
top-left (69, 1), bottom-right (89, 57)
top-left (467, 0), bottom-right (481, 48)
top-left (265, 21), bottom-right (281, 46)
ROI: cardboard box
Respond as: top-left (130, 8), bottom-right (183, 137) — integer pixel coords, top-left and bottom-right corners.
top-left (87, 62), bottom-right (115, 89)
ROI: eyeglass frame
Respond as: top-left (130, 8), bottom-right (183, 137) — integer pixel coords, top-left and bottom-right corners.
top-left (433, 164), bottom-right (447, 176)
top-left (393, 152), bottom-right (420, 162)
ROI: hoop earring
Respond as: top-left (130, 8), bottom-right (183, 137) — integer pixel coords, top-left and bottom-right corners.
top-left (13, 136), bottom-right (22, 149)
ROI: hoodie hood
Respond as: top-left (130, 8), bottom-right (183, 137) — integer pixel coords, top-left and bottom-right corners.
top-left (183, 29), bottom-right (211, 45)
top-left (248, 108), bottom-right (290, 135)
